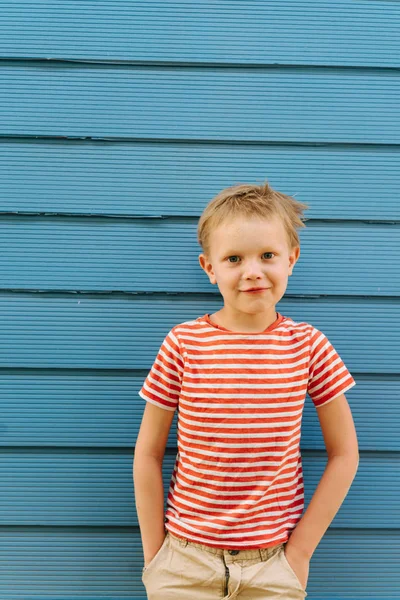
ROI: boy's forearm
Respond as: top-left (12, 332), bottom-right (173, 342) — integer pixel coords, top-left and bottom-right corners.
top-left (133, 454), bottom-right (166, 562)
top-left (287, 454), bottom-right (359, 559)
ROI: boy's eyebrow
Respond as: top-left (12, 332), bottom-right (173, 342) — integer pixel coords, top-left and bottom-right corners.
top-left (222, 246), bottom-right (277, 254)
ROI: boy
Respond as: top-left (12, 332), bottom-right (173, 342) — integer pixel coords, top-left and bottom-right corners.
top-left (133, 181), bottom-right (359, 599)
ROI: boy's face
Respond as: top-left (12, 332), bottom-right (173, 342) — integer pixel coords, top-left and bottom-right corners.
top-left (199, 214), bottom-right (300, 325)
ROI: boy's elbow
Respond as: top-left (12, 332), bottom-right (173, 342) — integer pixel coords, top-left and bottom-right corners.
top-left (354, 452), bottom-right (360, 469)
top-left (347, 452), bottom-right (360, 473)
top-left (133, 452), bottom-right (164, 486)
top-left (134, 447), bottom-right (164, 466)
top-left (329, 451), bottom-right (359, 471)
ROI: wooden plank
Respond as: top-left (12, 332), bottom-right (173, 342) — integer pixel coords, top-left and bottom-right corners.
top-left (0, 374), bottom-right (395, 450)
top-left (0, 528), bottom-right (398, 598)
top-left (1, 140), bottom-right (398, 221)
top-left (0, 294), bottom-right (396, 371)
top-left (0, 218), bottom-right (398, 294)
top-left (0, 451), bottom-right (396, 528)
top-left (1, 64), bottom-right (400, 143)
top-left (0, 1), bottom-right (399, 68)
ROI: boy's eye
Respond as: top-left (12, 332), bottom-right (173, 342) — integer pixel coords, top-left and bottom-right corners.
top-left (227, 253), bottom-right (274, 263)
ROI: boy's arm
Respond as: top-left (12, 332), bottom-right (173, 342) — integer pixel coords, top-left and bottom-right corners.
top-left (133, 401), bottom-right (175, 565)
top-left (287, 393), bottom-right (359, 559)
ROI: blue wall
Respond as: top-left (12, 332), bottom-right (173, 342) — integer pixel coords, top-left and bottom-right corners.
top-left (0, 2), bottom-right (399, 598)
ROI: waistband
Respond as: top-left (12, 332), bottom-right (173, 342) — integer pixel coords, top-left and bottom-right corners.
top-left (167, 530), bottom-right (285, 562)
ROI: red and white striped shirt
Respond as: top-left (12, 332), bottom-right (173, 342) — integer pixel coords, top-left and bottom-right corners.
top-left (139, 311), bottom-right (356, 549)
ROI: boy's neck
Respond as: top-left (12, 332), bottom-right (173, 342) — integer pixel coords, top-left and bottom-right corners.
top-left (210, 309), bottom-right (279, 334)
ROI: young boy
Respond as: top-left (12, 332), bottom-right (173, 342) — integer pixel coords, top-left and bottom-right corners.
top-left (133, 181), bottom-right (359, 599)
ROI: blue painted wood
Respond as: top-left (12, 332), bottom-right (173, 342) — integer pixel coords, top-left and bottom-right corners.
top-left (0, 528), bottom-right (397, 599)
top-left (0, 374), bottom-right (397, 450)
top-left (1, 63), bottom-right (400, 143)
top-left (0, 217), bottom-right (398, 294)
top-left (0, 294), bottom-right (396, 371)
top-left (0, 450), bottom-right (396, 528)
top-left (0, 2), bottom-right (398, 598)
top-left (0, 1), bottom-right (399, 68)
top-left (302, 377), bottom-right (400, 451)
top-left (0, 528), bottom-right (148, 599)
top-left (1, 141), bottom-right (399, 220)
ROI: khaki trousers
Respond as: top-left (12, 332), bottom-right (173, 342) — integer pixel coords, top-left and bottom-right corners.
top-left (142, 530), bottom-right (308, 599)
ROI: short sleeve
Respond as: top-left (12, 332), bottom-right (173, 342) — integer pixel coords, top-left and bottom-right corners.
top-left (307, 328), bottom-right (356, 408)
top-left (138, 329), bottom-right (183, 412)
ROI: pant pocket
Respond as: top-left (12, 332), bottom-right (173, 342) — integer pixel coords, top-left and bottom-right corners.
top-left (142, 533), bottom-right (169, 580)
top-left (280, 546), bottom-right (308, 596)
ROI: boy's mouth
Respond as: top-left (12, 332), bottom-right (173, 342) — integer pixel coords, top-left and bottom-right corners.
top-left (242, 287), bottom-right (269, 293)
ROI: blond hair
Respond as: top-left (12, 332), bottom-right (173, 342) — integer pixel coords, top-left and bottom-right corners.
top-left (197, 180), bottom-right (309, 256)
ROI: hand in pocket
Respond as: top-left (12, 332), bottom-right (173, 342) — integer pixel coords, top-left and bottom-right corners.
top-left (144, 534), bottom-right (167, 569)
top-left (284, 544), bottom-right (310, 591)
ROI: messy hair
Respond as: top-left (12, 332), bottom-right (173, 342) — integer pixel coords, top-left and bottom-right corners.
top-left (197, 180), bottom-right (309, 256)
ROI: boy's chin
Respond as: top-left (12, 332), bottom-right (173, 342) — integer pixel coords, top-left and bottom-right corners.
top-left (237, 305), bottom-right (274, 316)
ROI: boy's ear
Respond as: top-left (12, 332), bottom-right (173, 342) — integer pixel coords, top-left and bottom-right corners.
top-left (288, 246), bottom-right (300, 276)
top-left (199, 253), bottom-right (217, 284)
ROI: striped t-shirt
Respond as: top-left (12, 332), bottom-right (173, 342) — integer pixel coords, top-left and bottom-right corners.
top-left (139, 311), bottom-right (356, 549)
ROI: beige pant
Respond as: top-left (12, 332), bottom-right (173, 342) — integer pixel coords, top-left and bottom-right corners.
top-left (142, 530), bottom-right (308, 599)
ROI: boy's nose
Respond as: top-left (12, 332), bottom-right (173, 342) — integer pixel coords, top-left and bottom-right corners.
top-left (242, 263), bottom-right (264, 278)
top-left (244, 274), bottom-right (263, 281)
